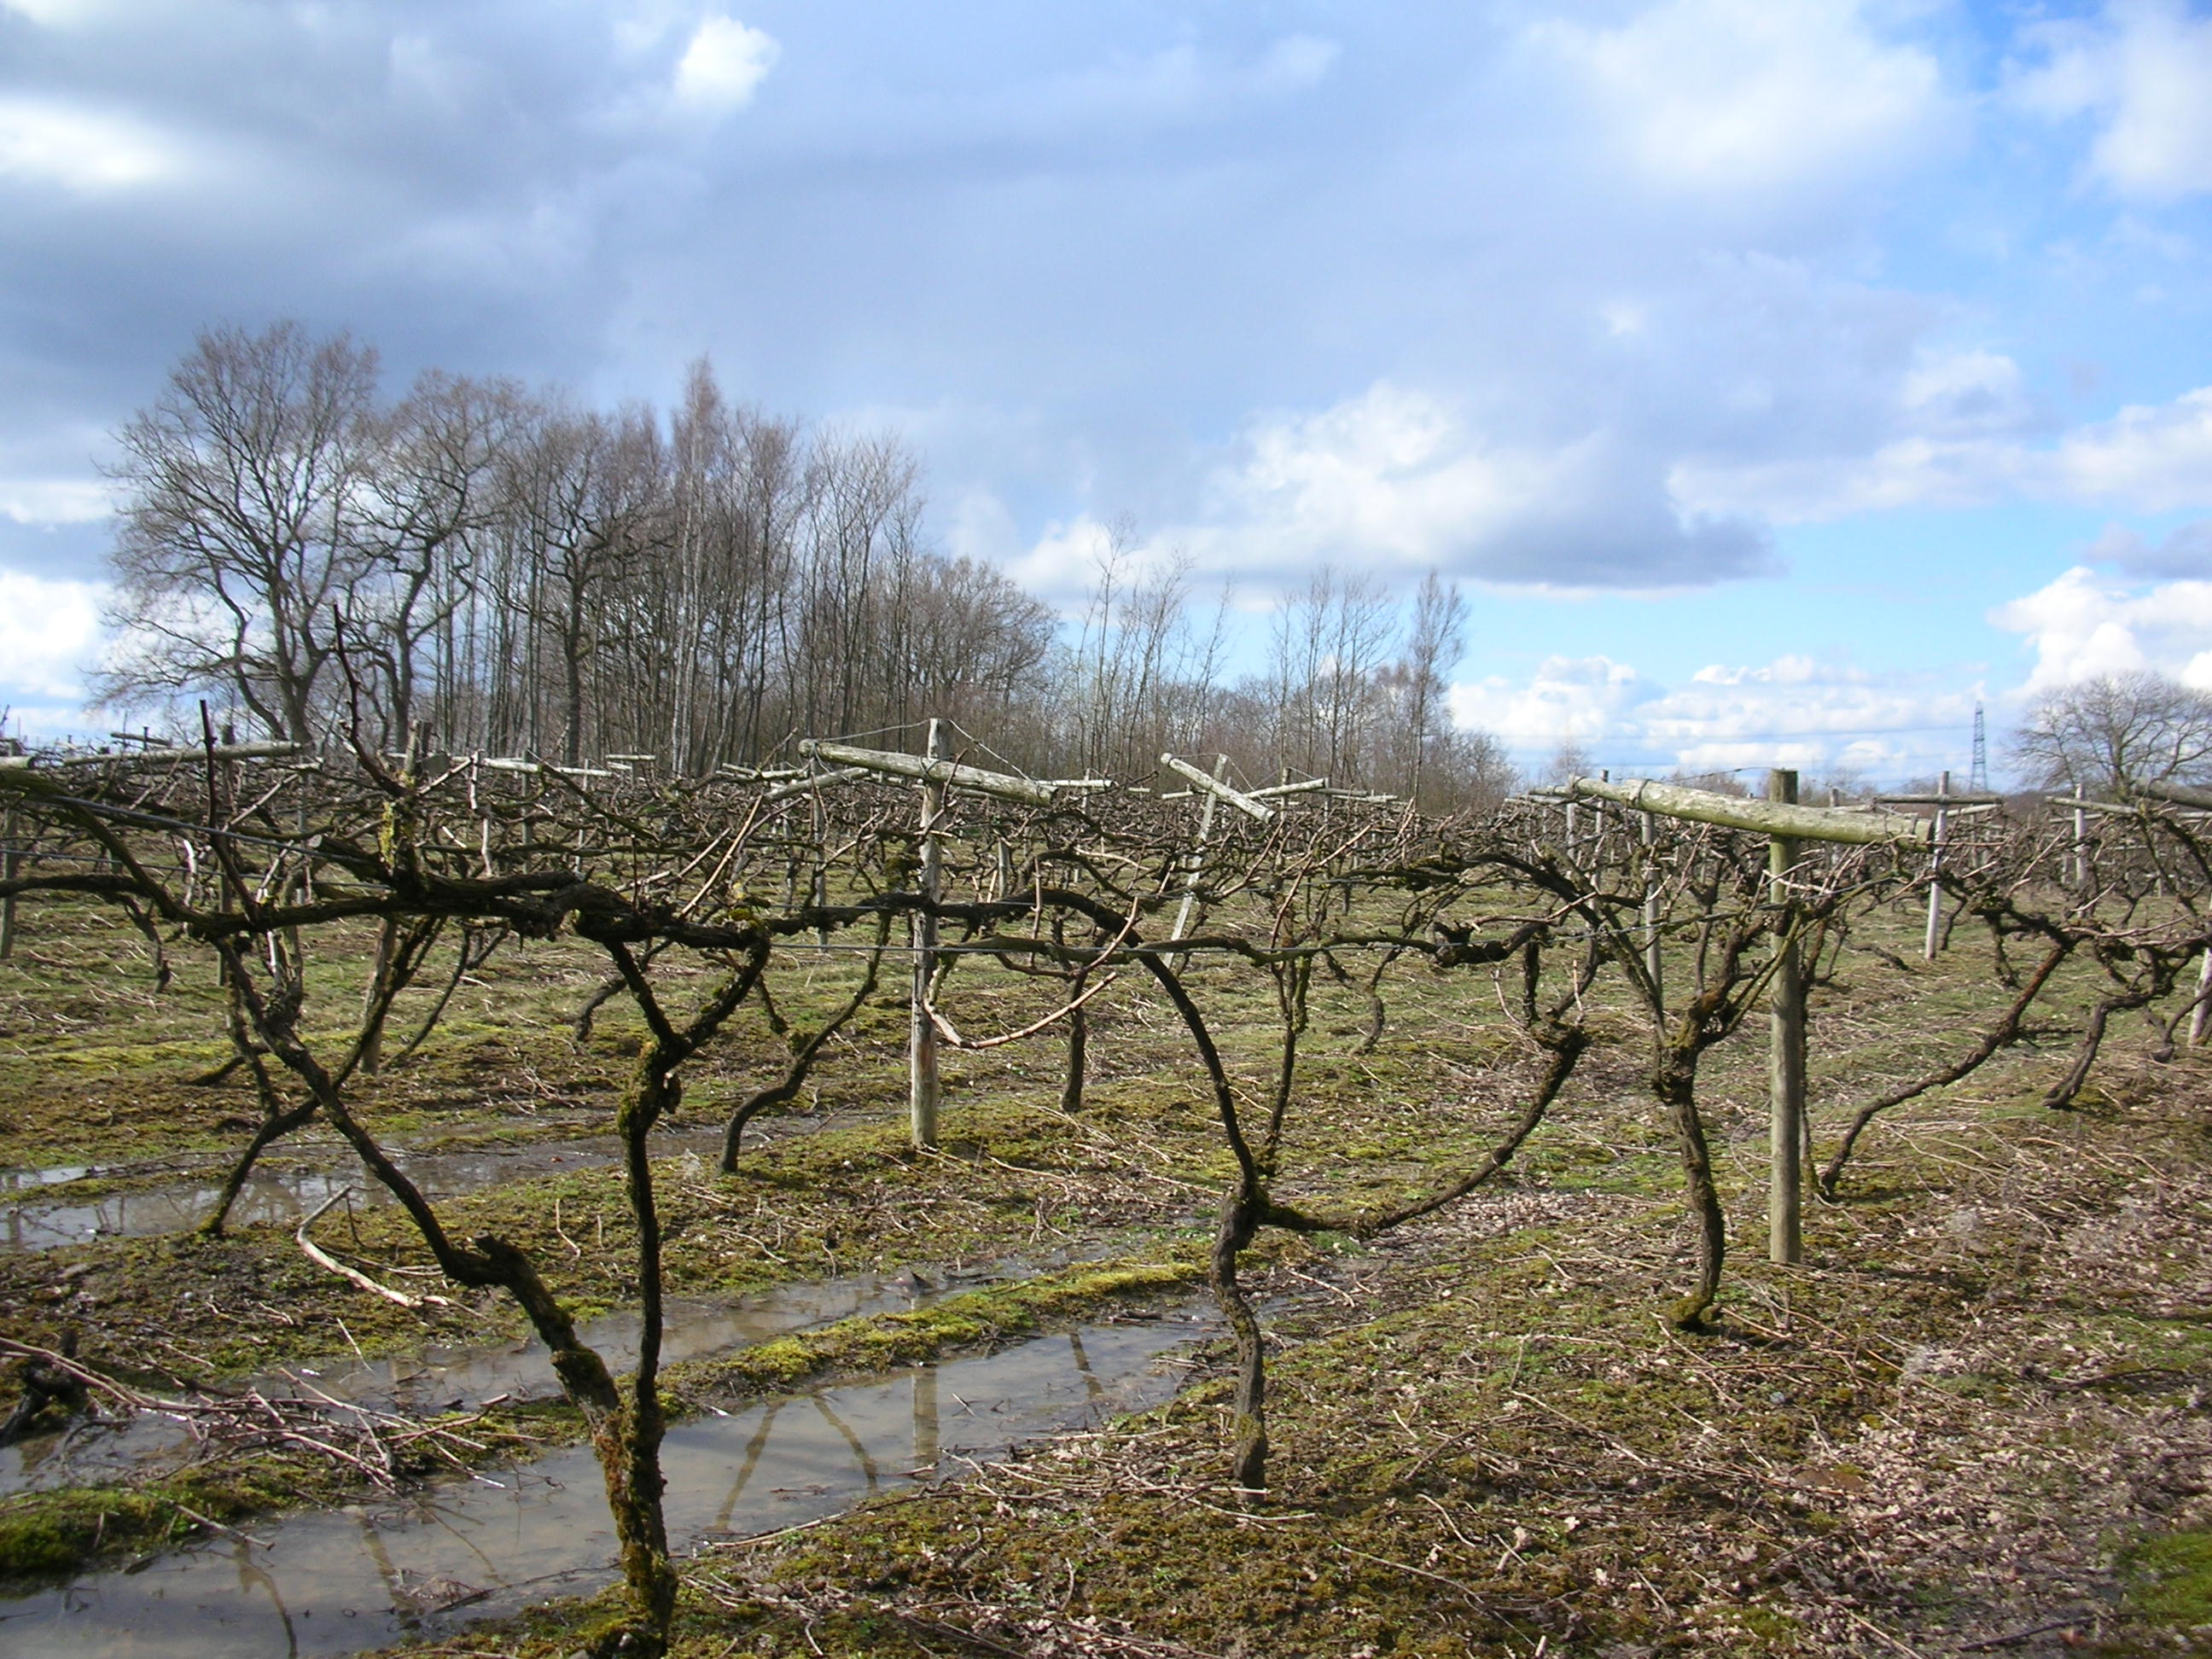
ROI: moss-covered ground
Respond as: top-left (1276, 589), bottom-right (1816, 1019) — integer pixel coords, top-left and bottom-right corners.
top-left (4, 884), bottom-right (2212, 1653)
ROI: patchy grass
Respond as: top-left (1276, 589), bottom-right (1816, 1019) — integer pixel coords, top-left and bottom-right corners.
top-left (2122, 1528), bottom-right (2212, 1631)
top-left (6, 884), bottom-right (2212, 1653)
top-left (372, 1038), bottom-right (2212, 1656)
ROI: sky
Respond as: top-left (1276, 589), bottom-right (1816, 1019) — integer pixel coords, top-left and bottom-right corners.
top-left (3, 0), bottom-right (2212, 784)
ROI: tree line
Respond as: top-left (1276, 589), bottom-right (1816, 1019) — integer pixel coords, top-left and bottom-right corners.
top-left (98, 322), bottom-right (1511, 808)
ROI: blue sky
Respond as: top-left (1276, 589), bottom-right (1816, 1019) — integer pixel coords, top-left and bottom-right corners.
top-left (3, 0), bottom-right (2211, 783)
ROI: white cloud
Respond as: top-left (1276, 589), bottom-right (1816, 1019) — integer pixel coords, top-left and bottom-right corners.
top-left (0, 478), bottom-right (110, 524)
top-left (1450, 649), bottom-right (1976, 780)
top-left (1016, 382), bottom-right (1767, 592)
top-left (1899, 349), bottom-right (2040, 443)
top-left (1191, 383), bottom-right (1567, 573)
top-left (1042, 34), bottom-right (1339, 120)
top-left (2053, 388), bottom-right (2212, 510)
top-left (1535, 0), bottom-right (1949, 195)
top-left (1451, 655), bottom-right (1653, 748)
top-left (2011, 0), bottom-right (2212, 201)
top-left (0, 571), bottom-right (103, 701)
top-left (672, 15), bottom-right (779, 114)
top-left (0, 0), bottom-right (124, 26)
top-left (1674, 374), bottom-right (2212, 522)
top-left (0, 97), bottom-right (183, 191)
top-left (1989, 565), bottom-right (2212, 691)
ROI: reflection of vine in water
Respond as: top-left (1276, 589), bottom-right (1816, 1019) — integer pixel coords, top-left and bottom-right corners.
top-left (228, 1531), bottom-right (302, 1657)
top-left (711, 1400), bottom-right (786, 1532)
top-left (811, 1392), bottom-right (882, 1492)
top-left (913, 1365), bottom-right (940, 1470)
top-left (1066, 1330), bottom-right (1103, 1405)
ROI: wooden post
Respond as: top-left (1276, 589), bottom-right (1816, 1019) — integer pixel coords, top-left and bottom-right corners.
top-left (0, 805), bottom-right (19, 962)
top-left (1171, 755), bottom-right (1229, 946)
top-left (1924, 771), bottom-right (1951, 961)
top-left (1639, 808), bottom-right (1662, 1005)
top-left (2071, 784), bottom-right (2087, 890)
top-left (358, 725), bottom-right (419, 1075)
top-left (910, 719), bottom-right (946, 1151)
top-left (1767, 770), bottom-right (1806, 1266)
top-left (2192, 945), bottom-right (2212, 1048)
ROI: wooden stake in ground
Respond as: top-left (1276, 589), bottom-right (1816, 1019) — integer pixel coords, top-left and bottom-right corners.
top-left (2072, 783), bottom-right (2087, 890)
top-left (911, 719), bottom-right (946, 1152)
top-left (2192, 945), bottom-right (2212, 1049)
top-left (1563, 771), bottom-right (1936, 1271)
top-left (1767, 769), bottom-right (1806, 1266)
top-left (798, 728), bottom-right (1057, 1153)
top-left (1924, 770), bottom-right (1952, 961)
top-left (1639, 808), bottom-right (1662, 1007)
top-left (1170, 754), bottom-right (1231, 948)
top-left (0, 805), bottom-right (19, 962)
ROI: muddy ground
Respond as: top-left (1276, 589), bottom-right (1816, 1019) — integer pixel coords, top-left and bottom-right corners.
top-left (4, 891), bottom-right (2212, 1656)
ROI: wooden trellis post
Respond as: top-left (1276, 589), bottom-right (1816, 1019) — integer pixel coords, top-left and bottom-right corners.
top-left (1924, 771), bottom-right (1951, 961)
top-left (1564, 775), bottom-right (1932, 1267)
top-left (2112, 779), bottom-right (2212, 1044)
top-left (911, 720), bottom-right (946, 1151)
top-left (1639, 807), bottom-right (1662, 1007)
top-left (1169, 754), bottom-right (1231, 946)
top-left (1767, 770), bottom-right (1805, 1266)
top-left (0, 805), bottom-right (18, 962)
top-left (2193, 945), bottom-right (2212, 1048)
top-left (1877, 777), bottom-right (2005, 961)
top-left (1161, 753), bottom-right (1278, 952)
top-left (796, 731), bottom-right (1057, 1152)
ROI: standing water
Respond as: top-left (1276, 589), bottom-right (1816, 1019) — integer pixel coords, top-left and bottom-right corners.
top-left (0, 1314), bottom-right (1206, 1657)
top-left (0, 1122), bottom-right (828, 1251)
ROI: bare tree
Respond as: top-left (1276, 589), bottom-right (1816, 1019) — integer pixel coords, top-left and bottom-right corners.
top-left (101, 322), bottom-right (382, 741)
top-left (98, 328), bottom-right (1516, 797)
top-left (2013, 671), bottom-right (2212, 792)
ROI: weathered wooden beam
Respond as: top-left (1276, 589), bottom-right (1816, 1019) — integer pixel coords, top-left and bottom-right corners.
top-left (2128, 778), bottom-right (2212, 812)
top-left (1563, 776), bottom-right (1933, 846)
top-left (1159, 753), bottom-right (1273, 822)
top-left (799, 739), bottom-right (1057, 806)
top-left (1250, 777), bottom-right (1329, 800)
top-left (764, 765), bottom-right (870, 803)
top-left (481, 756), bottom-right (614, 778)
top-left (0, 740), bottom-right (304, 772)
top-left (1875, 792), bottom-right (2004, 806)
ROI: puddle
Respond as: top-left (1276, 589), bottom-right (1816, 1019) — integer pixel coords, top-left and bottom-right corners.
top-left (0, 1313), bottom-right (1205, 1658)
top-left (0, 1165), bottom-right (94, 1191)
top-left (0, 1119), bottom-right (832, 1251)
top-left (0, 1268), bottom-right (971, 1498)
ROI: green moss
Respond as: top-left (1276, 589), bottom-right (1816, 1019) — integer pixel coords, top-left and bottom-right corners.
top-left (2124, 1528), bottom-right (2212, 1627)
top-left (0, 1464), bottom-right (315, 1584)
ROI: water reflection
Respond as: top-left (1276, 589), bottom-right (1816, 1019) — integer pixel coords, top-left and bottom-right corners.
top-left (0, 1125), bottom-right (781, 1251)
top-left (0, 1317), bottom-right (1203, 1659)
top-left (0, 1272), bottom-right (940, 1498)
